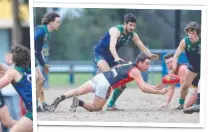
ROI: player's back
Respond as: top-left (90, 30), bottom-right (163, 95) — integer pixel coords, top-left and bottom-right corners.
top-left (103, 63), bottom-right (136, 89)
top-left (11, 66), bottom-right (32, 112)
top-left (94, 25), bottom-right (134, 57)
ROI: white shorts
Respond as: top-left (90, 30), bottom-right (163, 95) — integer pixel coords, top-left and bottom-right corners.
top-left (88, 73), bottom-right (111, 99)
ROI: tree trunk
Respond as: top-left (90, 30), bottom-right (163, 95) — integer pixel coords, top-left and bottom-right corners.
top-left (11, 0), bottom-right (22, 45)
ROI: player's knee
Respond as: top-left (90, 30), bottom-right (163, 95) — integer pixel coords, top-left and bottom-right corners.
top-left (37, 78), bottom-right (44, 86)
top-left (88, 104), bottom-right (102, 112)
top-left (181, 82), bottom-right (190, 89)
top-left (120, 85), bottom-right (126, 91)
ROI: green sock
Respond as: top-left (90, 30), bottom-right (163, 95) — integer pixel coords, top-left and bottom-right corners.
top-left (179, 98), bottom-right (185, 105)
top-left (42, 102), bottom-right (47, 105)
top-left (107, 88), bottom-right (122, 107)
top-left (36, 101), bottom-right (39, 107)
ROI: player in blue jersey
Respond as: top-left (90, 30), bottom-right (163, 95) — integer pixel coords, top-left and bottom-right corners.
top-left (93, 13), bottom-right (159, 110)
top-left (171, 22), bottom-right (200, 113)
top-left (35, 12), bottom-right (60, 112)
top-left (50, 54), bottom-right (167, 112)
top-left (0, 45), bottom-right (32, 132)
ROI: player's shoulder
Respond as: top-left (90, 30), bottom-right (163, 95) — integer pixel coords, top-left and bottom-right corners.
top-left (35, 25), bottom-right (46, 32)
top-left (129, 65), bottom-right (141, 76)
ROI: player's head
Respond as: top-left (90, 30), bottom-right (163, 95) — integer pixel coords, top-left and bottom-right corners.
top-left (124, 13), bottom-right (136, 33)
top-left (41, 12), bottom-right (61, 31)
top-left (163, 53), bottom-right (174, 71)
top-left (135, 53), bottom-right (151, 71)
top-left (11, 45), bottom-right (30, 68)
top-left (184, 22), bottom-right (200, 42)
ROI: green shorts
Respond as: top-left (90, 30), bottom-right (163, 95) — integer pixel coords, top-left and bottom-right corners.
top-left (25, 111), bottom-right (33, 121)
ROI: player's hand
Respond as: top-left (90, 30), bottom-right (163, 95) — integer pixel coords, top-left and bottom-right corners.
top-left (160, 104), bottom-right (169, 108)
top-left (155, 83), bottom-right (164, 90)
top-left (159, 89), bottom-right (168, 95)
top-left (115, 58), bottom-right (126, 65)
top-left (150, 54), bottom-right (159, 60)
top-left (170, 68), bottom-right (176, 74)
top-left (43, 64), bottom-right (50, 74)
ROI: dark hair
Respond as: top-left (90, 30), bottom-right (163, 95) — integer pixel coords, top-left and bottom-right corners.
top-left (184, 22), bottom-right (201, 35)
top-left (124, 13), bottom-right (136, 24)
top-left (136, 53), bottom-right (151, 63)
top-left (163, 53), bottom-right (174, 60)
top-left (11, 45), bottom-right (30, 68)
top-left (41, 12), bottom-right (60, 25)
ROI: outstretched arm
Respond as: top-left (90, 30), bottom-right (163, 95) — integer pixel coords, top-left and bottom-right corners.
top-left (161, 84), bottom-right (176, 108)
top-left (129, 68), bottom-right (167, 95)
top-left (132, 33), bottom-right (159, 60)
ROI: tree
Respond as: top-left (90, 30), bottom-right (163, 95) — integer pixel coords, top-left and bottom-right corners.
top-left (11, 0), bottom-right (23, 45)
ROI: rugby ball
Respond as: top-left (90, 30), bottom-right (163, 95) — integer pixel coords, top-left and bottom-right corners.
top-left (162, 74), bottom-right (180, 84)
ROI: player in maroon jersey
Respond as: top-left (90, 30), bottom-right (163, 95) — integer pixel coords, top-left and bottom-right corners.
top-left (50, 54), bottom-right (167, 112)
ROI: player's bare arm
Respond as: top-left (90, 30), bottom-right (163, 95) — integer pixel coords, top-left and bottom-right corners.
top-left (172, 39), bottom-right (186, 73)
top-left (129, 68), bottom-right (167, 94)
top-left (109, 27), bottom-right (123, 62)
top-left (161, 84), bottom-right (176, 108)
top-left (132, 33), bottom-right (159, 60)
top-left (0, 63), bottom-right (8, 72)
top-left (0, 69), bottom-right (16, 88)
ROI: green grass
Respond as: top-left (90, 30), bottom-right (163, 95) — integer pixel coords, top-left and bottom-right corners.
top-left (48, 72), bottom-right (162, 88)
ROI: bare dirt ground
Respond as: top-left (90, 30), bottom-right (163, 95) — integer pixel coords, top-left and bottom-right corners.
top-left (37, 87), bottom-right (199, 123)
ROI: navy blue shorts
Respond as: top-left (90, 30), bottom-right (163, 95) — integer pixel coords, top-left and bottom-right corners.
top-left (0, 91), bottom-right (5, 108)
top-left (92, 52), bottom-right (118, 68)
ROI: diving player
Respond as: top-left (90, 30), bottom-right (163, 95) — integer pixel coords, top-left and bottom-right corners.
top-left (51, 54), bottom-right (167, 112)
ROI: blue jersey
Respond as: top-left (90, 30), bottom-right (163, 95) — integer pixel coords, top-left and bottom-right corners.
top-left (11, 67), bottom-right (32, 112)
top-left (34, 25), bottom-right (49, 67)
top-left (94, 25), bottom-right (134, 61)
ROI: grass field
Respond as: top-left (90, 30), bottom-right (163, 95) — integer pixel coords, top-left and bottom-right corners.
top-left (48, 72), bottom-right (162, 88)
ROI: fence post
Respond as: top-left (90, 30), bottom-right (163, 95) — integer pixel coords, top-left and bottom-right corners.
top-left (69, 65), bottom-right (74, 84)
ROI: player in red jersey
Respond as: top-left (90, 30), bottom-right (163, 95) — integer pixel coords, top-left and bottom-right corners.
top-left (50, 54), bottom-right (167, 112)
top-left (161, 53), bottom-right (199, 108)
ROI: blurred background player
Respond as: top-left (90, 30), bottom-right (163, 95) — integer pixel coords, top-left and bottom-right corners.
top-left (93, 13), bottom-right (159, 111)
top-left (51, 54), bottom-right (167, 112)
top-left (172, 22), bottom-right (201, 110)
top-left (161, 53), bottom-right (199, 108)
top-left (0, 45), bottom-right (32, 132)
top-left (35, 12), bottom-right (61, 112)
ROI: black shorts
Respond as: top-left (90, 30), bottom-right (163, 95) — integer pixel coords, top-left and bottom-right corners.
top-left (192, 75), bottom-right (200, 87)
top-left (0, 91), bottom-right (5, 108)
top-left (188, 64), bottom-right (200, 74)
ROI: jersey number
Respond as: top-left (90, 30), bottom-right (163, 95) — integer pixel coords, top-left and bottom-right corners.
top-left (111, 69), bottom-right (118, 77)
top-left (27, 74), bottom-right (32, 82)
